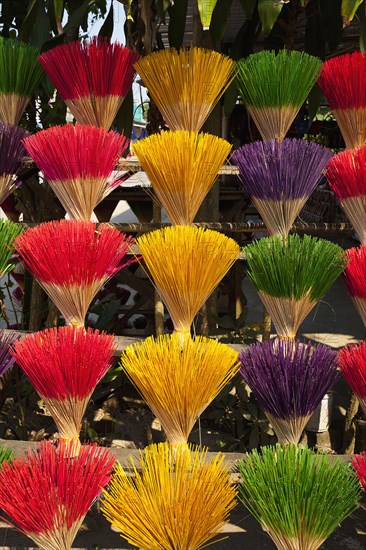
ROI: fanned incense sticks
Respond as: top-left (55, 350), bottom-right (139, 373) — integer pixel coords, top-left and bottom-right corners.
top-left (238, 445), bottom-right (361, 550)
top-left (233, 138), bottom-right (332, 236)
top-left (0, 123), bottom-right (28, 206)
top-left (39, 38), bottom-right (139, 129)
top-left (24, 125), bottom-right (129, 221)
top-left (0, 38), bottom-right (43, 125)
top-left (244, 234), bottom-right (345, 339)
top-left (0, 441), bottom-right (115, 550)
top-left (318, 51), bottom-right (366, 148)
top-left (352, 451), bottom-right (366, 490)
top-left (101, 443), bottom-right (236, 549)
top-left (136, 226), bottom-right (240, 335)
top-left (0, 219), bottom-right (23, 278)
top-left (325, 146), bottom-right (366, 243)
top-left (11, 327), bottom-right (116, 453)
top-left (134, 48), bottom-right (236, 131)
top-left (14, 220), bottom-right (134, 327)
top-left (121, 334), bottom-right (239, 443)
top-left (343, 246), bottom-right (366, 327)
top-left (239, 339), bottom-right (338, 444)
top-left (236, 50), bottom-right (322, 141)
top-left (0, 329), bottom-right (20, 378)
top-left (133, 130), bottom-right (231, 225)
top-left (339, 341), bottom-right (366, 415)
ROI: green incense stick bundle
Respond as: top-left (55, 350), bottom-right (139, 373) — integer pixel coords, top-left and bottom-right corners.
top-left (0, 38), bottom-right (43, 125)
top-left (244, 234), bottom-right (345, 338)
top-left (236, 50), bottom-right (322, 141)
top-left (238, 445), bottom-right (361, 550)
top-left (0, 219), bottom-right (23, 278)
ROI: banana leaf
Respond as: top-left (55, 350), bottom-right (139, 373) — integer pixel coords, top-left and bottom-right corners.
top-left (258, 0), bottom-right (283, 36)
top-left (342, 0), bottom-right (365, 25)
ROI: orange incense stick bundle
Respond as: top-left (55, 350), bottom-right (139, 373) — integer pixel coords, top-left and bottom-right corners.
top-left (136, 226), bottom-right (240, 336)
top-left (318, 51), bottom-right (366, 148)
top-left (11, 327), bottom-right (116, 453)
top-left (23, 125), bottom-right (129, 221)
top-left (133, 130), bottom-right (231, 225)
top-left (121, 334), bottom-right (239, 443)
top-left (0, 441), bottom-right (115, 550)
top-left (134, 47), bottom-right (236, 131)
top-left (14, 220), bottom-right (134, 327)
top-left (343, 245), bottom-right (366, 327)
top-left (326, 146), bottom-right (366, 243)
top-left (39, 38), bottom-right (139, 129)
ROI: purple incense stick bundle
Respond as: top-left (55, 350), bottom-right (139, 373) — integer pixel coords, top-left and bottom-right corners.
top-left (0, 329), bottom-right (20, 378)
top-left (239, 339), bottom-right (338, 444)
top-left (0, 123), bottom-right (28, 206)
top-left (232, 138), bottom-right (333, 236)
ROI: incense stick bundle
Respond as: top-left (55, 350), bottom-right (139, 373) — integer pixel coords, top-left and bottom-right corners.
top-left (233, 138), bottom-right (332, 236)
top-left (11, 327), bottom-right (116, 453)
top-left (239, 339), bottom-right (338, 444)
top-left (14, 220), bottom-right (134, 327)
top-left (0, 123), bottom-right (28, 206)
top-left (133, 130), bottom-right (231, 225)
top-left (23, 125), bottom-right (129, 220)
top-left (343, 245), bottom-right (366, 327)
top-left (0, 219), bottom-right (23, 278)
top-left (122, 334), bottom-right (239, 443)
top-left (134, 48), bottom-right (236, 131)
top-left (339, 341), bottom-right (366, 415)
top-left (0, 38), bottom-right (43, 125)
top-left (325, 146), bottom-right (366, 243)
top-left (318, 52), bottom-right (366, 149)
top-left (0, 329), bottom-right (20, 378)
top-left (238, 444), bottom-right (361, 550)
top-left (244, 234), bottom-right (346, 339)
top-left (101, 443), bottom-right (236, 549)
top-left (236, 50), bottom-right (322, 141)
top-left (136, 226), bottom-right (240, 335)
top-left (352, 451), bottom-right (366, 490)
top-left (0, 441), bottom-right (115, 550)
top-left (39, 38), bottom-right (139, 129)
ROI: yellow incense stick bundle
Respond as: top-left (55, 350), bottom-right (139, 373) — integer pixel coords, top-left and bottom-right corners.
top-left (134, 47), bottom-right (236, 131)
top-left (101, 443), bottom-right (236, 550)
top-left (133, 130), bottom-right (231, 225)
top-left (121, 334), bottom-right (239, 443)
top-left (136, 226), bottom-right (240, 335)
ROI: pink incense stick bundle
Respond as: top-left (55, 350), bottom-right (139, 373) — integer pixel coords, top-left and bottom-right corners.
top-left (339, 342), bottom-right (366, 415)
top-left (343, 245), bottom-right (366, 328)
top-left (14, 219), bottom-right (134, 327)
top-left (39, 38), bottom-right (139, 129)
top-left (11, 326), bottom-right (116, 453)
top-left (23, 125), bottom-right (129, 221)
top-left (0, 440), bottom-right (115, 550)
top-left (326, 146), bottom-right (366, 243)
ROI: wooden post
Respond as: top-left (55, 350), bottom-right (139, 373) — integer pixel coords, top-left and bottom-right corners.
top-left (152, 200), bottom-right (164, 336)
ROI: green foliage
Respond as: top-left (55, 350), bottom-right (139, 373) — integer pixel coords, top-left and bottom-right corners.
top-left (0, 446), bottom-right (14, 467)
top-left (236, 49), bottom-right (323, 108)
top-left (238, 445), bottom-right (362, 545)
top-left (0, 220), bottom-right (23, 277)
top-left (258, 0), bottom-right (283, 36)
top-left (210, 310), bottom-right (262, 344)
top-left (0, 38), bottom-right (43, 96)
top-left (244, 234), bottom-right (346, 301)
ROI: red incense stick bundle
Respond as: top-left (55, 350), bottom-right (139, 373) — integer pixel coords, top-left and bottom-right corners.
top-left (326, 146), bottom-right (366, 243)
top-left (11, 327), bottom-right (116, 453)
top-left (23, 125), bottom-right (129, 221)
top-left (39, 38), bottom-right (139, 129)
top-left (14, 220), bottom-right (134, 327)
top-left (343, 245), bottom-right (366, 327)
top-left (318, 52), bottom-right (366, 149)
top-left (339, 342), bottom-right (366, 415)
top-left (0, 440), bottom-right (115, 550)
